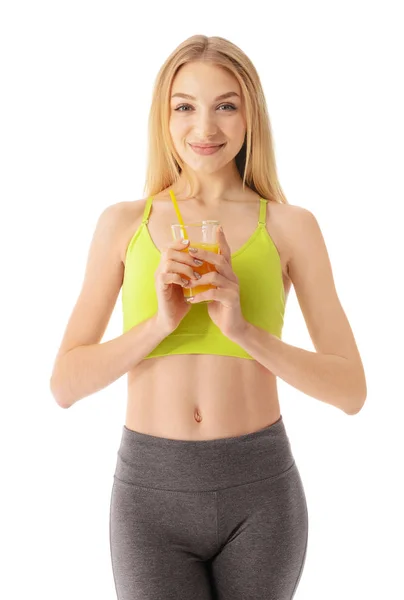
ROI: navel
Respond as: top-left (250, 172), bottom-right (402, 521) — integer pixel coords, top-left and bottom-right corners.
top-left (194, 407), bottom-right (203, 423)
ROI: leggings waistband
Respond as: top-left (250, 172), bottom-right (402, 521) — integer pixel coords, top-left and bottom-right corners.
top-left (113, 415), bottom-right (295, 492)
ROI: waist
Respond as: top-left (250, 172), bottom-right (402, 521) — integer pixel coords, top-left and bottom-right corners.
top-left (114, 414), bottom-right (294, 492)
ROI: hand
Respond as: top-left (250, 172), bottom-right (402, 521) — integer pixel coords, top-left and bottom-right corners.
top-left (154, 238), bottom-right (201, 334)
top-left (187, 227), bottom-right (248, 339)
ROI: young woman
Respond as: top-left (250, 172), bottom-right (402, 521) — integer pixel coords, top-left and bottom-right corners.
top-left (50, 35), bottom-right (367, 600)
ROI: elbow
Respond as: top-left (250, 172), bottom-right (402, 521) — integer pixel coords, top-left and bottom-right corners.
top-left (343, 361), bottom-right (367, 415)
top-left (345, 403), bottom-right (364, 416)
top-left (345, 384), bottom-right (367, 416)
top-left (50, 353), bottom-right (77, 409)
top-left (50, 376), bottom-right (73, 409)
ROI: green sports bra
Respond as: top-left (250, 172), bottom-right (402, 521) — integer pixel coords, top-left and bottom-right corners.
top-left (121, 196), bottom-right (286, 360)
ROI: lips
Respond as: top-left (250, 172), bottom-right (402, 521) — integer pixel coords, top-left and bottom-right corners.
top-left (189, 142), bottom-right (225, 155)
top-left (189, 143), bottom-right (224, 148)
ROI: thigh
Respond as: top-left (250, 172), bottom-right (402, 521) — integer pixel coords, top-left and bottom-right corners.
top-left (211, 462), bottom-right (308, 600)
top-left (109, 476), bottom-right (216, 600)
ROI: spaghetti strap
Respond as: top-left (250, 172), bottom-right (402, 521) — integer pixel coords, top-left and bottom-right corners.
top-left (258, 198), bottom-right (268, 225)
top-left (142, 196), bottom-right (154, 224)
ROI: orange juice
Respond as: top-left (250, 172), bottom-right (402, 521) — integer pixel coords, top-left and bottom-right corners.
top-left (181, 241), bottom-right (219, 301)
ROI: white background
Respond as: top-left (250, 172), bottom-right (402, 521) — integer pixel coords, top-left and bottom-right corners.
top-left (1, 1), bottom-right (403, 598)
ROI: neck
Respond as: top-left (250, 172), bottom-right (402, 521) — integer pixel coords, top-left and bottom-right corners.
top-left (172, 162), bottom-right (246, 208)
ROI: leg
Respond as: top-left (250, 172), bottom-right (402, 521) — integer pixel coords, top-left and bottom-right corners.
top-left (210, 462), bottom-right (308, 600)
top-left (109, 476), bottom-right (216, 600)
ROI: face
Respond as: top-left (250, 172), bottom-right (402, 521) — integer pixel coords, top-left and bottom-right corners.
top-left (169, 62), bottom-right (246, 175)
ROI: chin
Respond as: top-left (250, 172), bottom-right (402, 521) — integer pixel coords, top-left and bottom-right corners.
top-left (183, 149), bottom-right (238, 171)
top-left (188, 161), bottom-right (229, 174)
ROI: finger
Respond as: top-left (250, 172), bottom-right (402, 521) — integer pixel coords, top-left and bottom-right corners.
top-left (158, 271), bottom-right (190, 289)
top-left (188, 271), bottom-right (237, 289)
top-left (166, 247), bottom-right (203, 269)
top-left (189, 287), bottom-right (235, 305)
top-left (163, 242), bottom-right (202, 278)
top-left (165, 238), bottom-right (194, 263)
top-left (163, 258), bottom-right (199, 281)
top-left (188, 247), bottom-right (233, 278)
top-left (170, 238), bottom-right (190, 249)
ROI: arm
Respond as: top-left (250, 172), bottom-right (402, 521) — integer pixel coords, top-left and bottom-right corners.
top-left (230, 207), bottom-right (367, 415)
top-left (50, 200), bottom-right (169, 408)
top-left (50, 315), bottom-right (169, 409)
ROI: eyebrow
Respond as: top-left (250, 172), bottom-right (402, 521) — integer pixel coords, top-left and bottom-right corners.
top-left (171, 92), bottom-right (240, 102)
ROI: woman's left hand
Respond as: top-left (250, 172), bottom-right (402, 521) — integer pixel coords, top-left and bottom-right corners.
top-left (188, 227), bottom-right (248, 339)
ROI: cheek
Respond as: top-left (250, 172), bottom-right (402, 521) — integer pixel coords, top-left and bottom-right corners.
top-left (169, 115), bottom-right (189, 138)
top-left (225, 118), bottom-right (246, 145)
top-left (224, 113), bottom-right (245, 133)
top-left (169, 119), bottom-right (191, 159)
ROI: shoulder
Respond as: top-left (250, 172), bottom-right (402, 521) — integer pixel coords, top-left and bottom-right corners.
top-left (266, 201), bottom-right (317, 274)
top-left (280, 204), bottom-right (323, 252)
top-left (98, 199), bottom-right (147, 224)
top-left (104, 199), bottom-right (150, 264)
top-left (91, 199), bottom-right (149, 264)
top-left (93, 201), bottom-right (134, 243)
top-left (267, 200), bottom-right (315, 228)
top-left (275, 203), bottom-right (329, 283)
top-left (269, 201), bottom-right (319, 244)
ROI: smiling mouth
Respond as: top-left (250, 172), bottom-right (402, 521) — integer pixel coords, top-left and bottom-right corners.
top-left (189, 143), bottom-right (225, 148)
top-left (189, 143), bottom-right (226, 155)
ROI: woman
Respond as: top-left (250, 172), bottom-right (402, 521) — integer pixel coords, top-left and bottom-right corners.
top-left (50, 35), bottom-right (367, 600)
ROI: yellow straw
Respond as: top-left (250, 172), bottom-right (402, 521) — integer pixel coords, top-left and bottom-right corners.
top-left (169, 189), bottom-right (188, 240)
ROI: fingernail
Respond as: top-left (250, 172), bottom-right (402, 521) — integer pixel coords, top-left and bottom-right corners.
top-left (189, 247), bottom-right (198, 253)
top-left (193, 271), bottom-right (201, 279)
top-left (193, 258), bottom-right (203, 266)
top-left (181, 278), bottom-right (189, 285)
top-left (181, 239), bottom-right (190, 245)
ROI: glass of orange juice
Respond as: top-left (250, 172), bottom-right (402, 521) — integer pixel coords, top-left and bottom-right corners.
top-left (171, 220), bottom-right (220, 303)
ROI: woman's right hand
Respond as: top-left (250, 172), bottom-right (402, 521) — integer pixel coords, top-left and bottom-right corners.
top-left (154, 238), bottom-right (200, 334)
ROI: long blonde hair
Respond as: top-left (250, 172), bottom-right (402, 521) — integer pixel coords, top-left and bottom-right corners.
top-left (144, 35), bottom-right (288, 204)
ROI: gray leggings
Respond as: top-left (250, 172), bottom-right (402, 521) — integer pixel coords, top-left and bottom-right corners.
top-left (109, 415), bottom-right (308, 599)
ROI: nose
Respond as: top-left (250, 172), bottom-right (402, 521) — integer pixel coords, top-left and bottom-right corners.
top-left (193, 108), bottom-right (219, 139)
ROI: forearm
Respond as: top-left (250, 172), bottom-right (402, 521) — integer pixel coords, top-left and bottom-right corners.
top-left (231, 322), bottom-right (366, 415)
top-left (50, 315), bottom-right (169, 409)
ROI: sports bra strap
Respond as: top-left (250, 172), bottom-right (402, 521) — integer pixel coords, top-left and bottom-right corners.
top-left (142, 196), bottom-right (154, 224)
top-left (258, 198), bottom-right (268, 225)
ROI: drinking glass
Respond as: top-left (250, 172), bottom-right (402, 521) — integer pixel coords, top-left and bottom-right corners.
top-left (171, 220), bottom-right (220, 303)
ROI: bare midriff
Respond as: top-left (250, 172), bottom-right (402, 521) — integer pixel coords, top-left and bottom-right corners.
top-left (125, 354), bottom-right (283, 440)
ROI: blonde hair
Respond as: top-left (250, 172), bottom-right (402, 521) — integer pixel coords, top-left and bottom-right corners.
top-left (144, 35), bottom-right (288, 204)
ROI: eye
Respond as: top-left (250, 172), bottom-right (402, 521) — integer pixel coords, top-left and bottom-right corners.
top-left (218, 104), bottom-right (236, 111)
top-left (174, 104), bottom-right (193, 112)
top-left (173, 103), bottom-right (237, 112)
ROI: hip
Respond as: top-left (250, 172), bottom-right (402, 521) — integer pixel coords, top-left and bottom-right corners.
top-left (114, 414), bottom-right (296, 492)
